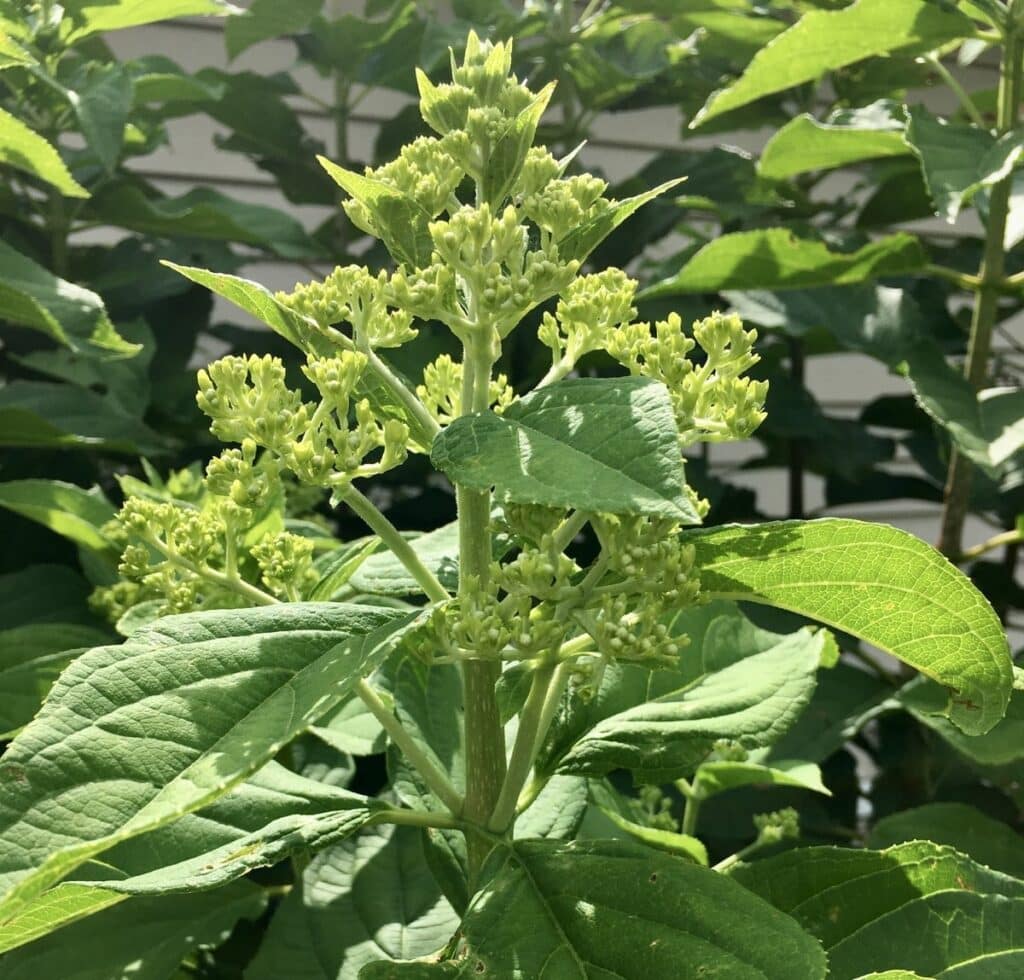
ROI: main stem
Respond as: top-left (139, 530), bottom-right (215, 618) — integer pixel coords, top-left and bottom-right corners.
top-left (457, 329), bottom-right (507, 882)
top-left (938, 31), bottom-right (1022, 558)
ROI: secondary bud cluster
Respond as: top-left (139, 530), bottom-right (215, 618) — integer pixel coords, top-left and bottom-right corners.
top-left (197, 351), bottom-right (409, 490)
top-left (417, 354), bottom-right (515, 425)
top-left (607, 311), bottom-right (769, 446)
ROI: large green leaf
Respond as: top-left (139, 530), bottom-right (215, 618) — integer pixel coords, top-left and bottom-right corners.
top-left (905, 107), bottom-right (1024, 222)
top-left (0, 479), bottom-right (115, 552)
top-left (0, 240), bottom-right (136, 355)
top-left (247, 824), bottom-right (458, 979)
top-left (556, 626), bottom-right (824, 781)
top-left (759, 102), bottom-right (910, 180)
top-left (0, 761), bottom-right (366, 952)
top-left (0, 603), bottom-right (415, 920)
top-left (350, 523), bottom-right (460, 596)
top-left (68, 64), bottom-right (133, 173)
top-left (693, 0), bottom-right (976, 127)
top-left (0, 107), bottom-right (88, 198)
top-left (0, 565), bottom-right (96, 629)
top-left (0, 881), bottom-right (264, 980)
top-left (431, 376), bottom-right (700, 522)
top-left (732, 840), bottom-right (1024, 964)
top-left (0, 623), bottom-right (110, 738)
top-left (869, 803), bottom-right (1024, 879)
top-left (689, 519), bottom-right (1011, 735)
top-left (372, 838), bottom-right (827, 978)
top-left (93, 183), bottom-right (321, 258)
top-left (61, 0), bottom-right (237, 43)
top-left (642, 230), bottom-right (926, 297)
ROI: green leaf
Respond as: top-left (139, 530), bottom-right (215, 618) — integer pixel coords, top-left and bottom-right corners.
top-left (0, 760), bottom-right (361, 952)
top-left (0, 565), bottom-right (95, 629)
top-left (905, 347), bottom-right (1024, 471)
top-left (319, 156), bottom-right (433, 269)
top-left (905, 107), bottom-right (1024, 222)
top-left (0, 30), bottom-right (34, 70)
top-left (689, 518), bottom-right (1012, 735)
top-left (643, 230), bottom-right (926, 297)
top-left (898, 678), bottom-right (1024, 766)
top-left (61, 0), bottom-right (238, 43)
top-left (556, 626), bottom-right (823, 781)
top-left (224, 0), bottom-right (321, 58)
top-left (694, 758), bottom-right (831, 799)
top-left (350, 523), bottom-right (460, 597)
top-left (693, 0), bottom-right (977, 127)
top-left (247, 823), bottom-right (456, 974)
top-left (0, 623), bottom-right (110, 737)
top-left (598, 808), bottom-right (709, 864)
top-left (385, 838), bottom-right (827, 978)
top-left (0, 603), bottom-right (415, 920)
top-left (759, 101), bottom-right (909, 180)
top-left (431, 377), bottom-right (700, 522)
top-left (514, 775), bottom-right (589, 842)
top-left (557, 179), bottom-right (685, 264)
top-left (248, 824), bottom-right (458, 979)
top-left (0, 381), bottom-right (166, 454)
top-left (731, 840), bottom-right (1024, 963)
top-left (482, 84), bottom-right (555, 206)
top-left (92, 183), bottom-right (320, 258)
top-left (68, 64), bottom-right (133, 173)
top-left (0, 240), bottom-right (136, 355)
top-left (0, 881), bottom-right (264, 980)
top-left (0, 480), bottom-right (116, 552)
top-left (310, 538), bottom-right (382, 600)
top-left (0, 106), bottom-right (88, 198)
top-left (311, 693), bottom-right (387, 757)
top-left (869, 803), bottom-right (1024, 879)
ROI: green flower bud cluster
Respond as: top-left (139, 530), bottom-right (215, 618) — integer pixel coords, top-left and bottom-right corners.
top-left (522, 172), bottom-right (609, 245)
top-left (596, 515), bottom-right (701, 606)
top-left (538, 270), bottom-right (637, 374)
top-left (497, 503), bottom-right (566, 548)
top-left (585, 595), bottom-right (688, 670)
top-left (197, 351), bottom-right (409, 489)
top-left (752, 807), bottom-right (800, 846)
top-left (608, 311), bottom-right (769, 447)
top-left (638, 785), bottom-right (677, 832)
top-left (417, 354), bottom-right (515, 426)
top-left (251, 532), bottom-right (317, 600)
top-left (710, 739), bottom-right (750, 763)
top-left (276, 266), bottom-right (416, 350)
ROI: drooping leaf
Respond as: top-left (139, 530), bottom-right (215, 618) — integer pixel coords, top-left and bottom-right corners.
top-left (247, 824), bottom-right (458, 980)
top-left (0, 107), bottom-right (88, 198)
top-left (61, 0), bottom-right (238, 43)
top-left (596, 806), bottom-right (709, 864)
top-left (689, 519), bottom-right (1012, 735)
top-left (0, 603), bottom-right (415, 920)
top-left (431, 377), bottom-right (701, 522)
top-left (693, 0), bottom-right (977, 127)
top-left (693, 758), bottom-right (831, 799)
top-left (642, 230), bottom-right (927, 297)
top-left (92, 183), bottom-right (320, 257)
top-left (555, 626), bottom-right (824, 781)
top-left (224, 0), bottom-right (321, 58)
top-left (759, 101), bottom-right (910, 179)
top-left (0, 240), bottom-right (136, 355)
top-left (905, 106), bottom-right (1024, 222)
top-left (869, 803), bottom-right (1024, 879)
top-left (377, 838), bottom-right (827, 978)
top-left (0, 881), bottom-right (264, 980)
top-left (0, 480), bottom-right (116, 552)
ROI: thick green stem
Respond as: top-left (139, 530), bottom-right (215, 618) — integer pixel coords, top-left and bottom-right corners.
top-left (680, 783), bottom-right (702, 837)
top-left (355, 679), bottom-right (464, 814)
top-left (341, 485), bottom-right (450, 603)
top-left (371, 808), bottom-right (463, 831)
top-left (457, 329), bottom-right (507, 881)
top-left (938, 31), bottom-right (1022, 559)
